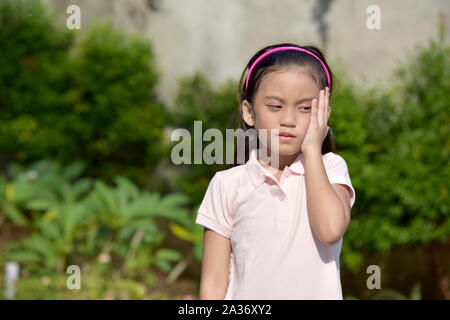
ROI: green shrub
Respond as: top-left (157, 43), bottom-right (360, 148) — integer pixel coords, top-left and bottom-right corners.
top-left (0, 0), bottom-right (168, 187)
top-left (168, 74), bottom-right (239, 204)
top-left (341, 37), bottom-right (450, 273)
top-left (0, 160), bottom-right (191, 283)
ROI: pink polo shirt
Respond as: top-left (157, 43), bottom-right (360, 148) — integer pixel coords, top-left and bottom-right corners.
top-left (195, 148), bottom-right (356, 300)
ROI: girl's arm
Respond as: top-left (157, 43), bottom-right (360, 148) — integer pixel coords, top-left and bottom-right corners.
top-left (302, 88), bottom-right (352, 246)
top-left (304, 148), bottom-right (351, 246)
top-left (198, 228), bottom-right (231, 299)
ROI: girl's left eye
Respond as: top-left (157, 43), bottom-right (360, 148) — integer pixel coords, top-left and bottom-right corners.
top-left (298, 106), bottom-right (311, 111)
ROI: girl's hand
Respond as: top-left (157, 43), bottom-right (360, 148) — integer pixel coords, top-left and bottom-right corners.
top-left (301, 87), bottom-right (331, 154)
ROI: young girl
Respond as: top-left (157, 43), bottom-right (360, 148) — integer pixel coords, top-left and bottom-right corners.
top-left (195, 43), bottom-right (356, 300)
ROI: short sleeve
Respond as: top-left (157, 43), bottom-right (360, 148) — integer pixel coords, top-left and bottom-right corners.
top-left (195, 172), bottom-right (233, 238)
top-left (326, 154), bottom-right (356, 208)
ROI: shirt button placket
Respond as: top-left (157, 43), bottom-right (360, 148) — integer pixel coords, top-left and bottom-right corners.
top-left (272, 184), bottom-right (289, 231)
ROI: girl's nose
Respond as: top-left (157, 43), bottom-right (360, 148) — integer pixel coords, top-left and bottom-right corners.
top-left (280, 107), bottom-right (296, 126)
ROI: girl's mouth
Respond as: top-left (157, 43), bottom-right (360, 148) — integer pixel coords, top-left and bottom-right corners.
top-left (278, 131), bottom-right (296, 142)
top-left (279, 136), bottom-right (295, 142)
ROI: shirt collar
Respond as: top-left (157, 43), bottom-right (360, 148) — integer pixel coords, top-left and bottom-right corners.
top-left (245, 149), bottom-right (305, 187)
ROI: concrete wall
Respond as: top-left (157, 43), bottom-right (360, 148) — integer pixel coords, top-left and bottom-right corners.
top-left (47, 0), bottom-right (450, 104)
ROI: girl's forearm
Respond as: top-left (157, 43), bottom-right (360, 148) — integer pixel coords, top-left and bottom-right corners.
top-left (199, 282), bottom-right (228, 300)
top-left (303, 148), bottom-right (347, 245)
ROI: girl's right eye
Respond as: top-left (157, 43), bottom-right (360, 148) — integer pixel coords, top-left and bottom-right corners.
top-left (267, 105), bottom-right (282, 110)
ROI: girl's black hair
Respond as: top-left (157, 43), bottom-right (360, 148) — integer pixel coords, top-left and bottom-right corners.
top-left (230, 42), bottom-right (336, 167)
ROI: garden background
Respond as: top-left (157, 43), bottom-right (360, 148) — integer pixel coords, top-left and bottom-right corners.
top-left (0, 0), bottom-right (449, 299)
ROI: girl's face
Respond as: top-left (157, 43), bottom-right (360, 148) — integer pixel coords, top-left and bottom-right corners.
top-left (242, 66), bottom-right (324, 156)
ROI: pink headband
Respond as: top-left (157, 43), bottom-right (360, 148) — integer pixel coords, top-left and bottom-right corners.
top-left (244, 46), bottom-right (331, 91)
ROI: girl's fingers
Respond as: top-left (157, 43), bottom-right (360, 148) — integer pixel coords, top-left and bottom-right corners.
top-left (324, 87), bottom-right (330, 124)
top-left (311, 97), bottom-right (318, 124)
top-left (318, 89), bottom-right (324, 126)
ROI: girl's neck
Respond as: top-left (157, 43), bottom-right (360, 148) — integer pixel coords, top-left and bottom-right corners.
top-left (257, 150), bottom-right (299, 173)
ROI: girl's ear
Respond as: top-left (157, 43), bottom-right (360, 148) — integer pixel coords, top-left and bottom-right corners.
top-left (242, 100), bottom-right (255, 127)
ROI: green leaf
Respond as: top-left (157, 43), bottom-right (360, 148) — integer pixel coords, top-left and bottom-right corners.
top-left (24, 198), bottom-right (53, 211)
top-left (2, 202), bottom-right (28, 226)
top-left (169, 223), bottom-right (194, 242)
top-left (153, 259), bottom-right (171, 273)
top-left (155, 248), bottom-right (182, 262)
top-left (37, 219), bottom-right (61, 241)
top-left (6, 251), bottom-right (41, 264)
top-left (115, 176), bottom-right (139, 200)
top-left (62, 162), bottom-right (86, 180)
